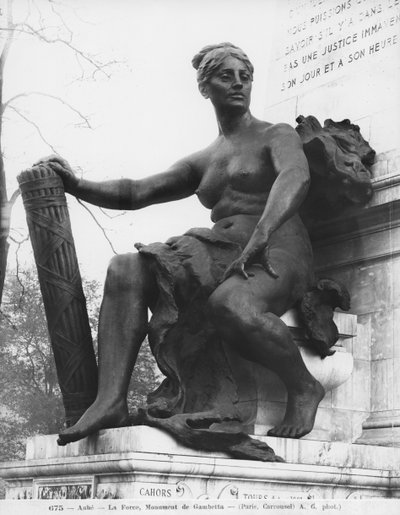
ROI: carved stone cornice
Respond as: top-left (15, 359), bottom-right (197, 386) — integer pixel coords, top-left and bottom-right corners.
top-left (310, 198), bottom-right (400, 247)
top-left (372, 173), bottom-right (400, 192)
top-left (1, 428), bottom-right (400, 499)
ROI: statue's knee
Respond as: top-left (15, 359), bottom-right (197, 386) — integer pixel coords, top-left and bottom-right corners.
top-left (105, 253), bottom-right (138, 293)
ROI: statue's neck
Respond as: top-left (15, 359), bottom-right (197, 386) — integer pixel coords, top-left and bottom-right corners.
top-left (216, 109), bottom-right (253, 136)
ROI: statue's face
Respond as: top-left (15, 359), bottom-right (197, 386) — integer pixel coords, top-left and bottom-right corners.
top-left (200, 56), bottom-right (252, 112)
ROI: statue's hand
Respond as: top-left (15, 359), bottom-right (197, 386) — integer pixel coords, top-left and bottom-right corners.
top-left (34, 155), bottom-right (79, 193)
top-left (222, 254), bottom-right (253, 282)
top-left (222, 249), bottom-right (279, 282)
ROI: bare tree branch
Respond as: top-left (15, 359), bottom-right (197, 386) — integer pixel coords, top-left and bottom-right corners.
top-left (8, 235), bottom-right (28, 245)
top-left (56, 0), bottom-right (97, 26)
top-left (99, 207), bottom-right (127, 219)
top-left (10, 23), bottom-right (116, 79)
top-left (21, 0), bottom-right (33, 25)
top-left (0, 0), bottom-right (15, 76)
top-left (9, 227), bottom-right (27, 239)
top-left (76, 198), bottom-right (118, 255)
top-left (8, 234), bottom-right (29, 246)
top-left (8, 189), bottom-right (20, 207)
top-left (0, 0), bottom-right (15, 204)
top-left (8, 105), bottom-right (58, 153)
top-left (71, 51), bottom-right (86, 82)
top-left (32, 0), bottom-right (48, 31)
top-left (49, 1), bottom-right (73, 43)
top-left (9, 234), bottom-right (30, 307)
top-left (2, 91), bottom-right (92, 128)
top-left (0, 308), bottom-right (17, 330)
top-left (22, 338), bottom-right (42, 392)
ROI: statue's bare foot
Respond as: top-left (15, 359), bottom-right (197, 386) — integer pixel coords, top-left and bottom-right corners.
top-left (57, 398), bottom-right (129, 446)
top-left (267, 380), bottom-right (324, 439)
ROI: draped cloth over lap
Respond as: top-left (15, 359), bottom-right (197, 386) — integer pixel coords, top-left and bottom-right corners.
top-left (137, 227), bottom-right (244, 420)
top-left (135, 223), bottom-right (350, 459)
top-left (136, 227), bottom-right (286, 461)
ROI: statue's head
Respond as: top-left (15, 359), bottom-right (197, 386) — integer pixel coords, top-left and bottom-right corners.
top-left (192, 43), bottom-right (254, 85)
top-left (192, 43), bottom-right (254, 112)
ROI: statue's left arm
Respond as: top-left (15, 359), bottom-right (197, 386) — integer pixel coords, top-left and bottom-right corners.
top-left (223, 123), bottom-right (310, 280)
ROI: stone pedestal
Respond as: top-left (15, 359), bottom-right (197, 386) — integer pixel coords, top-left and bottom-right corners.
top-left (0, 427), bottom-right (399, 500)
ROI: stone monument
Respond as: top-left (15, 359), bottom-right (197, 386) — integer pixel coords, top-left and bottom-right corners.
top-left (1, 0), bottom-right (400, 500)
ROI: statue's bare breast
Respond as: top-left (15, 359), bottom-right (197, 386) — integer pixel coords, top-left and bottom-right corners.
top-left (190, 125), bottom-right (311, 251)
top-left (195, 134), bottom-right (276, 223)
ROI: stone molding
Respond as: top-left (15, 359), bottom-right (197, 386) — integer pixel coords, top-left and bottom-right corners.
top-left (1, 428), bottom-right (400, 499)
top-left (21, 427), bottom-right (400, 472)
top-left (373, 173), bottom-right (400, 193)
top-left (358, 412), bottom-right (400, 447)
top-left (363, 412), bottom-right (400, 430)
top-left (310, 199), bottom-right (400, 273)
top-left (311, 199), bottom-right (400, 245)
top-left (1, 452), bottom-right (397, 490)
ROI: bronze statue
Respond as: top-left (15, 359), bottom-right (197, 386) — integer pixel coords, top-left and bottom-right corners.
top-left (30, 43), bottom-right (374, 461)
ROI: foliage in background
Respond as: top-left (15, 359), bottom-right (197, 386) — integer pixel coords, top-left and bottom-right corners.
top-left (0, 265), bottom-right (161, 465)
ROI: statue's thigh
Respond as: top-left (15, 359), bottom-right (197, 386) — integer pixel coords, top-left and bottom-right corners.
top-left (210, 264), bottom-right (295, 318)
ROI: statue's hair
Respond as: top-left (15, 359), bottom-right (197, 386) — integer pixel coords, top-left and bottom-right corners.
top-left (192, 43), bottom-right (254, 85)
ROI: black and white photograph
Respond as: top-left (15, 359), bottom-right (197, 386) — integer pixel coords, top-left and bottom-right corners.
top-left (0, 0), bottom-right (399, 513)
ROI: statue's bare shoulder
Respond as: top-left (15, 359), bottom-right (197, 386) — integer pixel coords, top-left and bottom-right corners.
top-left (259, 121), bottom-right (308, 177)
top-left (262, 121), bottom-right (302, 146)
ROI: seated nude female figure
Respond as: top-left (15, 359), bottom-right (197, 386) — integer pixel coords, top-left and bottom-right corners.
top-left (40, 43), bottom-right (324, 445)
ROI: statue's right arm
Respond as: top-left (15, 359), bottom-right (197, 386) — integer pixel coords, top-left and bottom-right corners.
top-left (37, 156), bottom-right (202, 210)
